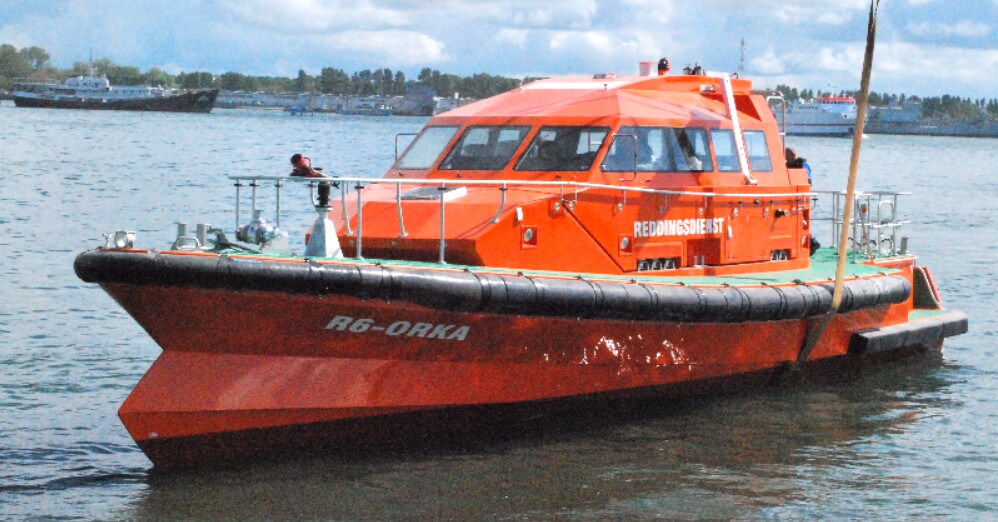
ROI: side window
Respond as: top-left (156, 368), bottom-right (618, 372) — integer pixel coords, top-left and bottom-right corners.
top-left (671, 128), bottom-right (713, 172)
top-left (576, 128), bottom-right (608, 154)
top-left (394, 126), bottom-right (459, 169)
top-left (743, 130), bottom-right (773, 172)
top-left (661, 127), bottom-right (714, 172)
top-left (439, 126), bottom-right (530, 170)
top-left (515, 126), bottom-right (609, 171)
top-left (604, 126), bottom-right (714, 173)
top-left (644, 128), bottom-right (667, 169)
top-left (495, 128), bottom-right (526, 159)
top-left (711, 129), bottom-right (741, 172)
top-left (602, 128), bottom-right (644, 172)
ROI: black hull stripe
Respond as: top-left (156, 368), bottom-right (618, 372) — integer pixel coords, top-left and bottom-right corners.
top-left (74, 250), bottom-right (911, 323)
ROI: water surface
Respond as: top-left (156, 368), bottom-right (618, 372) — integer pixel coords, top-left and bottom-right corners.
top-left (0, 102), bottom-right (994, 520)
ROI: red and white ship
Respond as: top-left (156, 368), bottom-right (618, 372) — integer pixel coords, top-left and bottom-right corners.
top-left (775, 96), bottom-right (858, 137)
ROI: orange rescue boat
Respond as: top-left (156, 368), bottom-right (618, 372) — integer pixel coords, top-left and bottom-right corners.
top-left (75, 61), bottom-right (966, 468)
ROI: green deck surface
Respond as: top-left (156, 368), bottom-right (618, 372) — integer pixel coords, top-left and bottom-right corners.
top-left (908, 308), bottom-right (953, 321)
top-left (217, 247), bottom-right (900, 287)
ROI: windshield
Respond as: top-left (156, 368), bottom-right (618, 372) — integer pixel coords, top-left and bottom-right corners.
top-left (602, 126), bottom-right (713, 172)
top-left (438, 125), bottom-right (531, 171)
top-left (394, 126), bottom-right (459, 169)
top-left (514, 126), bottom-right (609, 171)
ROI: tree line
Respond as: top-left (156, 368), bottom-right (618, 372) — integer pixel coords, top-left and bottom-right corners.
top-left (773, 84), bottom-right (998, 121)
top-left (0, 43), bottom-right (538, 100)
top-left (4, 43), bottom-right (995, 119)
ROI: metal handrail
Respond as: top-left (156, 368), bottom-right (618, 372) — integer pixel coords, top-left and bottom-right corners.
top-left (811, 189), bottom-right (910, 258)
top-left (231, 174), bottom-right (816, 260)
top-left (232, 174), bottom-right (813, 199)
top-left (766, 94), bottom-right (787, 147)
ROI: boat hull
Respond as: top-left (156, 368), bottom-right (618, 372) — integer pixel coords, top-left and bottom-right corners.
top-left (12, 88), bottom-right (218, 113)
top-left (73, 248), bottom-right (967, 468)
top-left (784, 125), bottom-right (855, 137)
top-left (124, 330), bottom-right (949, 469)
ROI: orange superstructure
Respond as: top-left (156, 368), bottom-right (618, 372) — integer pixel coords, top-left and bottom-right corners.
top-left (336, 72), bottom-right (811, 275)
top-left (75, 64), bottom-right (966, 468)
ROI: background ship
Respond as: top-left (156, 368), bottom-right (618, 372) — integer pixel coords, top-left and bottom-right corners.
top-left (13, 71), bottom-right (217, 113)
top-left (775, 96), bottom-right (857, 137)
top-left (867, 101), bottom-right (998, 138)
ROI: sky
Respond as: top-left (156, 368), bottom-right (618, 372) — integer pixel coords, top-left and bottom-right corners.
top-left (1, 0), bottom-right (997, 99)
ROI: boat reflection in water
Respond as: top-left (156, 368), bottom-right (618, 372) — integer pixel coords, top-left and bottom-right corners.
top-left (75, 57), bottom-right (966, 468)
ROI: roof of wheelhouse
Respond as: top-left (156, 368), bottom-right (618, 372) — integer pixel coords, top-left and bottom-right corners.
top-left (432, 74), bottom-right (759, 127)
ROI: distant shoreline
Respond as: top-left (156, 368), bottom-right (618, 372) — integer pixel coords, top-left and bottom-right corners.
top-left (3, 93), bottom-right (996, 138)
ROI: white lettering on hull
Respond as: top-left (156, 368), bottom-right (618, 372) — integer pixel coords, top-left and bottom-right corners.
top-left (324, 316), bottom-right (470, 341)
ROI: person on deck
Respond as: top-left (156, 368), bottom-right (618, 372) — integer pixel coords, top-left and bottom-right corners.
top-left (786, 148), bottom-right (821, 256)
top-left (785, 147), bottom-right (812, 184)
top-left (290, 153), bottom-right (322, 178)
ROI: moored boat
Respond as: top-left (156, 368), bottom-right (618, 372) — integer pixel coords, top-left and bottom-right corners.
top-left (75, 58), bottom-right (966, 468)
top-left (339, 102), bottom-right (394, 116)
top-left (13, 71), bottom-right (217, 113)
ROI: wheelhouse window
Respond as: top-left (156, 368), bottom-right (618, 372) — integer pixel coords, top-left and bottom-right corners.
top-left (394, 126), bottom-right (459, 169)
top-left (514, 126), bottom-right (609, 172)
top-left (711, 129), bottom-right (741, 172)
top-left (438, 125), bottom-right (531, 171)
top-left (743, 130), bottom-right (773, 172)
top-left (602, 126), bottom-right (713, 172)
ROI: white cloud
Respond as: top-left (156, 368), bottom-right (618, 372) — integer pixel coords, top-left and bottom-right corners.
top-left (417, 0), bottom-right (598, 30)
top-left (315, 30), bottom-right (449, 65)
top-left (751, 48), bottom-right (787, 75)
top-left (219, 0), bottom-right (409, 32)
top-left (707, 0), bottom-right (872, 25)
top-left (815, 46), bottom-right (866, 73)
top-left (876, 41), bottom-right (998, 85)
top-left (0, 26), bottom-right (33, 48)
top-left (752, 34), bottom-right (998, 98)
top-left (908, 20), bottom-right (990, 38)
top-left (549, 31), bottom-right (611, 54)
top-left (496, 28), bottom-right (529, 48)
top-left (753, 45), bottom-right (865, 76)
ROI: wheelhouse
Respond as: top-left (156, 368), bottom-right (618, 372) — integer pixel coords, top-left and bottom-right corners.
top-left (329, 69), bottom-right (811, 275)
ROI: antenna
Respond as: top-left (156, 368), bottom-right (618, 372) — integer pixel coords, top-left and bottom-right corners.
top-left (739, 38), bottom-right (745, 76)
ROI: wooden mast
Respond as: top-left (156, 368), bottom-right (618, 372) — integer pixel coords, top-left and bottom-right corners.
top-left (792, 0), bottom-right (880, 372)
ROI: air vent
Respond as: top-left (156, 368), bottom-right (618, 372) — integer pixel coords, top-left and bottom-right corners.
top-left (637, 258), bottom-right (678, 271)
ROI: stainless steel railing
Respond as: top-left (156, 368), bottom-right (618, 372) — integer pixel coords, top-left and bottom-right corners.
top-left (812, 190), bottom-right (910, 259)
top-left (231, 174), bottom-right (814, 263)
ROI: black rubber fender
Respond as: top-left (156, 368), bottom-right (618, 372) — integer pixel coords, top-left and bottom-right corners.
top-left (75, 249), bottom-right (912, 323)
